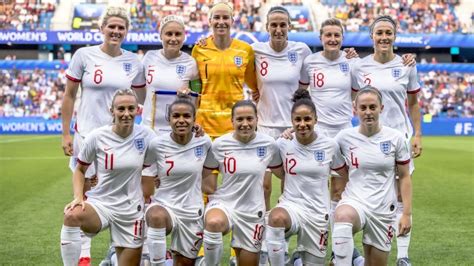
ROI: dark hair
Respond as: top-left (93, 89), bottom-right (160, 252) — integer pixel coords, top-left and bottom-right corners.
top-left (354, 85), bottom-right (383, 105)
top-left (231, 100), bottom-right (257, 119)
top-left (369, 15), bottom-right (397, 35)
top-left (320, 18), bottom-right (344, 36)
top-left (167, 94), bottom-right (196, 121)
top-left (266, 6), bottom-right (291, 25)
top-left (291, 89), bottom-right (316, 116)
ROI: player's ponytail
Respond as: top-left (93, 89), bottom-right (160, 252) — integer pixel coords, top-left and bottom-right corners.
top-left (291, 88), bottom-right (316, 116)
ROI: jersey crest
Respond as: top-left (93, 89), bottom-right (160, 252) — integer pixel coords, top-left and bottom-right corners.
top-left (339, 62), bottom-right (349, 73)
top-left (176, 65), bottom-right (186, 77)
top-left (134, 138), bottom-right (145, 153)
top-left (314, 150), bottom-right (325, 162)
top-left (123, 63), bottom-right (132, 75)
top-left (380, 141), bottom-right (391, 155)
top-left (194, 145), bottom-right (204, 158)
top-left (256, 146), bottom-right (267, 158)
top-left (234, 56), bottom-right (243, 67)
top-left (392, 68), bottom-right (401, 78)
top-left (288, 51), bottom-right (298, 64)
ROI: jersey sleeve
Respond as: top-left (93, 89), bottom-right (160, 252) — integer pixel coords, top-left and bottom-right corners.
top-left (350, 62), bottom-right (361, 92)
top-left (189, 58), bottom-right (200, 81)
top-left (77, 131), bottom-right (97, 166)
top-left (395, 134), bottom-right (411, 165)
top-left (244, 45), bottom-right (258, 91)
top-left (143, 138), bottom-right (158, 168)
top-left (66, 48), bottom-right (84, 82)
top-left (268, 141), bottom-right (283, 168)
top-left (204, 143), bottom-right (219, 170)
top-left (132, 59), bottom-right (146, 88)
top-left (407, 66), bottom-right (420, 94)
top-left (330, 141), bottom-right (346, 171)
top-left (299, 59), bottom-right (310, 85)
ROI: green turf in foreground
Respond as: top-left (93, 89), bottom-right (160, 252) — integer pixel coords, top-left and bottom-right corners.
top-left (0, 135), bottom-right (472, 265)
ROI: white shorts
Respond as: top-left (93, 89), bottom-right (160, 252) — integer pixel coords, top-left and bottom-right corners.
top-left (276, 200), bottom-right (329, 258)
top-left (69, 134), bottom-right (96, 179)
top-left (146, 202), bottom-right (204, 259)
top-left (257, 125), bottom-right (289, 140)
top-left (337, 198), bottom-right (396, 252)
top-left (205, 200), bottom-right (265, 253)
top-left (86, 200), bottom-right (145, 248)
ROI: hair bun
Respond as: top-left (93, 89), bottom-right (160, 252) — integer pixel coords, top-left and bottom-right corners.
top-left (292, 88), bottom-right (311, 103)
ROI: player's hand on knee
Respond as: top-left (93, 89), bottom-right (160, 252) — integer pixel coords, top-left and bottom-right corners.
top-left (398, 214), bottom-right (411, 236)
top-left (64, 197), bottom-right (85, 213)
top-left (343, 47), bottom-right (359, 59)
top-left (62, 134), bottom-right (73, 156)
top-left (280, 128), bottom-right (294, 140)
top-left (402, 53), bottom-right (417, 67)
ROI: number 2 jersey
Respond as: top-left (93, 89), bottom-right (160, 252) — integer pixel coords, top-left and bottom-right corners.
top-left (66, 45), bottom-right (145, 137)
top-left (335, 126), bottom-right (411, 215)
top-left (143, 134), bottom-right (212, 218)
top-left (141, 50), bottom-right (199, 134)
top-left (351, 55), bottom-right (420, 137)
top-left (252, 41), bottom-right (311, 128)
top-left (277, 134), bottom-right (345, 213)
top-left (77, 124), bottom-right (155, 214)
top-left (204, 132), bottom-right (282, 214)
top-left (300, 51), bottom-right (357, 129)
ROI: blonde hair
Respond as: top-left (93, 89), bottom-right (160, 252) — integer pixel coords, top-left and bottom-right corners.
top-left (100, 6), bottom-right (131, 30)
top-left (159, 15), bottom-right (185, 33)
top-left (111, 88), bottom-right (138, 109)
top-left (320, 18), bottom-right (344, 36)
top-left (209, 1), bottom-right (233, 20)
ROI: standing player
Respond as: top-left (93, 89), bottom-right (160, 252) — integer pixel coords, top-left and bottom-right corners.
top-left (60, 89), bottom-right (155, 266)
top-left (142, 95), bottom-right (212, 266)
top-left (202, 100), bottom-right (283, 266)
top-left (332, 87), bottom-right (412, 266)
top-left (141, 15), bottom-right (200, 135)
top-left (60, 6), bottom-right (145, 265)
top-left (266, 89), bottom-right (347, 266)
top-left (351, 16), bottom-right (422, 266)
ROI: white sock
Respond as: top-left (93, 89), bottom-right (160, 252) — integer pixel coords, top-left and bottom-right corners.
top-left (332, 222), bottom-right (353, 266)
top-left (302, 251), bottom-right (325, 266)
top-left (396, 201), bottom-right (411, 259)
top-left (266, 226), bottom-right (286, 266)
top-left (203, 230), bottom-right (223, 266)
top-left (259, 211), bottom-right (270, 266)
top-left (79, 230), bottom-right (91, 258)
top-left (353, 256), bottom-right (365, 266)
top-left (60, 225), bottom-right (82, 266)
top-left (147, 227), bottom-right (167, 266)
top-left (330, 200), bottom-right (338, 231)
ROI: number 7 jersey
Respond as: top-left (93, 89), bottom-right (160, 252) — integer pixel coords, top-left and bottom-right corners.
top-left (204, 132), bottom-right (282, 214)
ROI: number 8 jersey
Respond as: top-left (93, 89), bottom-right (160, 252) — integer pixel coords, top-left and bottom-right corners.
top-left (204, 132), bottom-right (282, 214)
top-left (66, 46), bottom-right (145, 137)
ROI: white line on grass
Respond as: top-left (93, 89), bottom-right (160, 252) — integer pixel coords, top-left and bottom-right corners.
top-left (0, 135), bottom-right (58, 143)
top-left (0, 156), bottom-right (66, 160)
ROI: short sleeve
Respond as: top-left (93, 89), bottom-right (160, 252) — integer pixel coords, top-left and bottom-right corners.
top-left (351, 62), bottom-right (361, 92)
top-left (132, 59), bottom-right (146, 88)
top-left (244, 45), bottom-right (258, 91)
top-left (190, 58), bottom-right (200, 81)
top-left (143, 138), bottom-right (158, 168)
top-left (299, 59), bottom-right (310, 85)
top-left (395, 134), bottom-right (411, 165)
top-left (66, 49), bottom-right (84, 82)
top-left (77, 132), bottom-right (97, 165)
top-left (407, 66), bottom-right (420, 94)
top-left (204, 143), bottom-right (219, 169)
top-left (330, 141), bottom-right (346, 170)
top-left (268, 142), bottom-right (283, 168)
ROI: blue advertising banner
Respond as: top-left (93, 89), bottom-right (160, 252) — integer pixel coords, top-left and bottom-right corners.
top-left (1, 117), bottom-right (473, 136)
top-left (1, 30), bottom-right (473, 48)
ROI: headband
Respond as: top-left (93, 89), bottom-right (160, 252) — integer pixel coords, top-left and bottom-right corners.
top-left (370, 16), bottom-right (397, 34)
top-left (159, 15), bottom-right (185, 33)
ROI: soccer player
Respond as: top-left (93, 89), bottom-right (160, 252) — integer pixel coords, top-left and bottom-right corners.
top-left (60, 89), bottom-right (155, 266)
top-left (202, 100), bottom-right (283, 266)
top-left (142, 94), bottom-right (212, 266)
top-left (191, 1), bottom-right (257, 138)
top-left (141, 15), bottom-right (200, 135)
top-left (351, 16), bottom-right (422, 266)
top-left (266, 89), bottom-right (347, 266)
top-left (60, 6), bottom-right (145, 265)
top-left (332, 86), bottom-right (412, 266)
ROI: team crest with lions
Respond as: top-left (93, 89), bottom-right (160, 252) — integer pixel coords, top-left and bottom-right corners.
top-left (123, 63), bottom-right (132, 75)
top-left (380, 141), bottom-right (391, 155)
top-left (134, 138), bottom-right (145, 153)
top-left (314, 150), bottom-right (325, 162)
top-left (256, 147), bottom-right (266, 158)
top-left (288, 51), bottom-right (298, 64)
top-left (194, 145), bottom-right (204, 159)
top-left (176, 65), bottom-right (186, 78)
top-left (234, 56), bottom-right (243, 67)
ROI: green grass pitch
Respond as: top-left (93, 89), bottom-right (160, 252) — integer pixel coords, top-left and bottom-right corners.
top-left (0, 135), bottom-right (472, 265)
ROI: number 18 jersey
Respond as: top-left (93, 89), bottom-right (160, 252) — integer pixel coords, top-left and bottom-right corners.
top-left (204, 133), bottom-right (282, 214)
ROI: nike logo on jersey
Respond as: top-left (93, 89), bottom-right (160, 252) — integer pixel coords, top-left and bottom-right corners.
top-left (104, 147), bottom-right (112, 151)
top-left (363, 73), bottom-right (371, 77)
top-left (286, 152), bottom-right (294, 156)
top-left (224, 151), bottom-right (233, 155)
top-left (349, 147), bottom-right (357, 150)
top-left (164, 154), bottom-right (172, 158)
top-left (94, 64), bottom-right (102, 67)
top-left (203, 58), bottom-right (211, 62)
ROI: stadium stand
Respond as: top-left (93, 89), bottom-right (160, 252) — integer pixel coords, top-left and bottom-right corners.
top-left (0, 1), bottom-right (56, 31)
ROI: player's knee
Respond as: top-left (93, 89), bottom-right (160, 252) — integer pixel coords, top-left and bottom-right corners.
top-left (63, 209), bottom-right (83, 226)
top-left (146, 206), bottom-right (168, 227)
top-left (205, 215), bottom-right (227, 232)
top-left (333, 206), bottom-right (357, 224)
top-left (268, 208), bottom-right (289, 227)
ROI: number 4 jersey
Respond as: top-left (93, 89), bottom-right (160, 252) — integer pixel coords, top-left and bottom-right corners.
top-left (204, 132), bottom-right (282, 214)
top-left (66, 45), bottom-right (145, 137)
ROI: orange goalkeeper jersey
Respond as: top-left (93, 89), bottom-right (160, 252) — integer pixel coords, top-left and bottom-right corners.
top-left (192, 37), bottom-right (257, 138)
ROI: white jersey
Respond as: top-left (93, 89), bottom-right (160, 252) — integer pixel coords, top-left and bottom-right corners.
top-left (335, 126), bottom-right (411, 214)
top-left (252, 41), bottom-right (311, 127)
top-left (300, 51), bottom-right (357, 128)
top-left (277, 135), bottom-right (345, 213)
top-left (66, 45), bottom-right (146, 137)
top-left (141, 50), bottom-right (199, 134)
top-left (351, 55), bottom-right (420, 137)
top-left (204, 132), bottom-right (282, 214)
top-left (78, 125), bottom-right (155, 214)
top-left (143, 134), bottom-right (212, 218)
